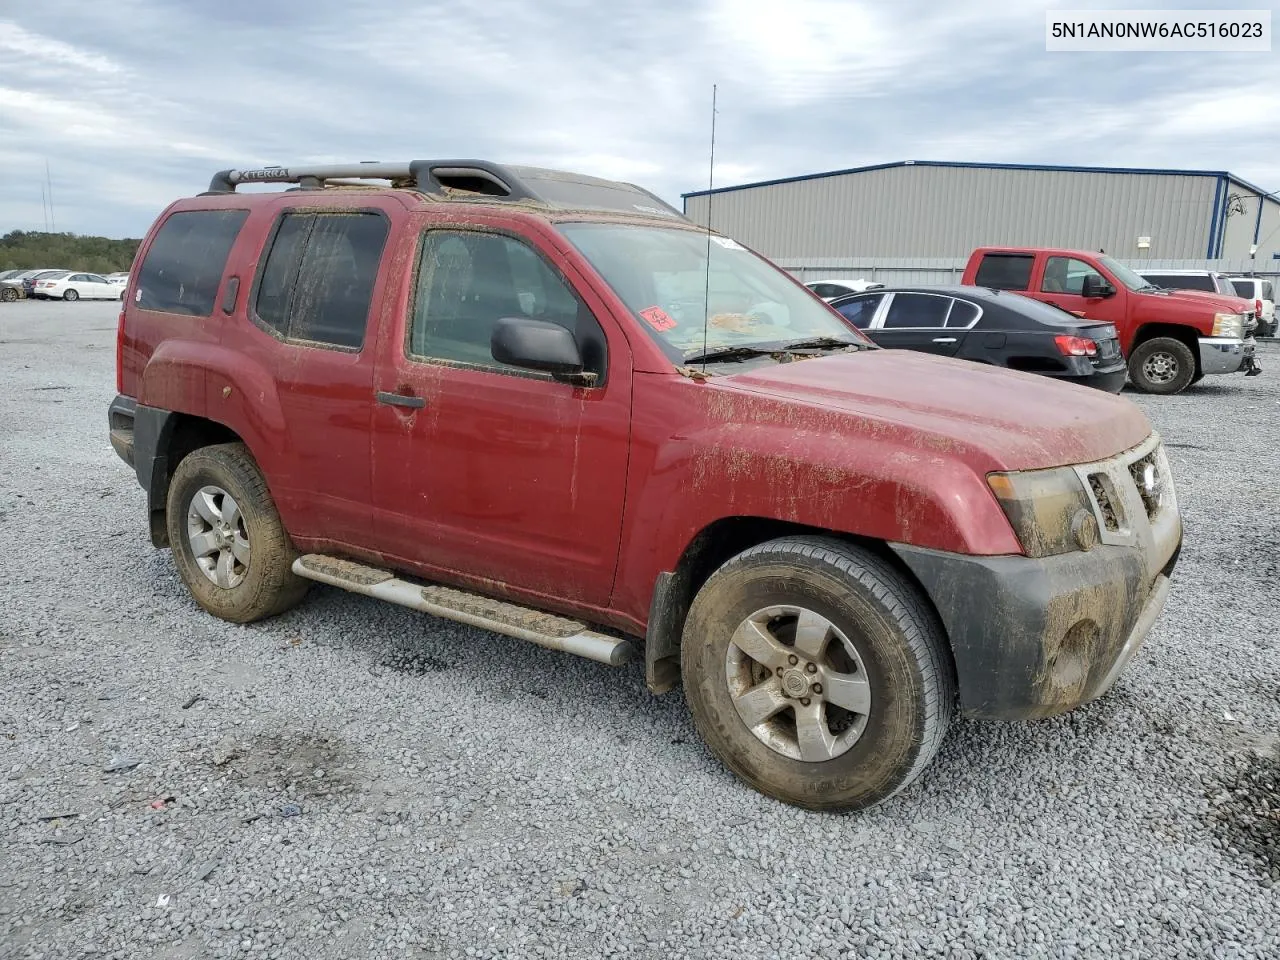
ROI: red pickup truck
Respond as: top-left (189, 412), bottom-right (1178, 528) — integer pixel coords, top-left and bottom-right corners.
top-left (108, 161), bottom-right (1182, 810)
top-left (962, 247), bottom-right (1261, 394)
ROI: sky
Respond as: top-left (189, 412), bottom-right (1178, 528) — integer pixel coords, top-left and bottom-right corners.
top-left (1, 0), bottom-right (1277, 239)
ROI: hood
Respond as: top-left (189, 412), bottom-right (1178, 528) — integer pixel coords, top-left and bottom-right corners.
top-left (1144, 287), bottom-right (1251, 314)
top-left (717, 349), bottom-right (1151, 472)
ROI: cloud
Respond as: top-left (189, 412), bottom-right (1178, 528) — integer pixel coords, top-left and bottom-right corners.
top-left (0, 1), bottom-right (1277, 238)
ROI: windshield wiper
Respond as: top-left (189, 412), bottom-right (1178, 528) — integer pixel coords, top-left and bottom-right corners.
top-left (682, 345), bottom-right (779, 364)
top-left (778, 336), bottom-right (864, 351)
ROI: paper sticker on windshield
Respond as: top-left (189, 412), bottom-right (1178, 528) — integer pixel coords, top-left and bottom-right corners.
top-left (709, 236), bottom-right (745, 250)
top-left (639, 306), bottom-right (677, 332)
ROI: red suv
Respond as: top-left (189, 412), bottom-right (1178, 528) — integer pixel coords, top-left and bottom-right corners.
top-left (108, 160), bottom-right (1183, 810)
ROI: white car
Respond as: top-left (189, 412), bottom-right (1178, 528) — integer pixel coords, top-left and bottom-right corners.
top-left (105, 272), bottom-right (130, 286)
top-left (33, 271), bottom-right (124, 301)
top-left (1227, 276), bottom-right (1275, 337)
top-left (803, 278), bottom-right (885, 301)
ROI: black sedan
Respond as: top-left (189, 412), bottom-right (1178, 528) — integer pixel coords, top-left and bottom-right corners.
top-left (828, 285), bottom-right (1127, 392)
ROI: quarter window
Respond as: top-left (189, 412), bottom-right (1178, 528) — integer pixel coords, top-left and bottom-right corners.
top-left (136, 209), bottom-right (248, 316)
top-left (974, 254), bottom-right (1033, 291)
top-left (882, 293), bottom-right (951, 328)
top-left (946, 300), bottom-right (981, 328)
top-left (409, 230), bottom-right (605, 378)
top-left (252, 211), bottom-right (389, 349)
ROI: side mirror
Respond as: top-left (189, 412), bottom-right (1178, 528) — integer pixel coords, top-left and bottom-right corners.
top-left (1081, 274), bottom-right (1116, 298)
top-left (491, 317), bottom-right (592, 384)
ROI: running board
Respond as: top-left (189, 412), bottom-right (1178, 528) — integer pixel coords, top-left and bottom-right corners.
top-left (291, 554), bottom-right (634, 667)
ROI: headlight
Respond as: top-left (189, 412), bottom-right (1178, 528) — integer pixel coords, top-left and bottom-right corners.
top-left (1211, 312), bottom-right (1245, 339)
top-left (987, 467), bottom-right (1099, 558)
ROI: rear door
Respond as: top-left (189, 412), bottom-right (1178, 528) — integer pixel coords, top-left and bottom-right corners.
top-left (870, 292), bottom-right (965, 356)
top-left (370, 218), bottom-right (632, 606)
top-left (238, 200), bottom-right (399, 547)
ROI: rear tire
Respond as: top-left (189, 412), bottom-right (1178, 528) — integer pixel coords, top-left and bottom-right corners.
top-left (166, 443), bottom-right (309, 623)
top-left (0, 287), bottom-right (15, 302)
top-left (63, 289), bottom-right (79, 302)
top-left (1128, 337), bottom-right (1195, 395)
top-left (681, 536), bottom-right (955, 811)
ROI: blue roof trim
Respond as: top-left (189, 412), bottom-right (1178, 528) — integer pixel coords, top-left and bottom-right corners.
top-left (681, 159), bottom-right (1276, 200)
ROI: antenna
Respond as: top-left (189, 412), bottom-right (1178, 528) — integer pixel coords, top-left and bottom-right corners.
top-left (40, 179), bottom-right (48, 233)
top-left (700, 83), bottom-right (717, 375)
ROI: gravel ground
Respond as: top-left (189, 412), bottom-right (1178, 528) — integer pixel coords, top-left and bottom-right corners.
top-left (1, 299), bottom-right (1278, 960)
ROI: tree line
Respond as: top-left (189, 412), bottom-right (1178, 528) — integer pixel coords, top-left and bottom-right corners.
top-left (0, 231), bottom-right (142, 275)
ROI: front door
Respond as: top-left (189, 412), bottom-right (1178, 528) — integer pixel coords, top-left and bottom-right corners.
top-left (371, 224), bottom-right (632, 608)
top-left (871, 292), bottom-right (967, 357)
top-left (1026, 256), bottom-right (1128, 329)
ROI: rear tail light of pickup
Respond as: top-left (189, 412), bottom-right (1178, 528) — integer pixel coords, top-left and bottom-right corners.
top-left (1054, 335), bottom-right (1098, 357)
top-left (1211, 312), bottom-right (1246, 339)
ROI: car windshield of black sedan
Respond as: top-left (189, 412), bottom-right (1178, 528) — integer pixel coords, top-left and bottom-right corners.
top-left (558, 223), bottom-right (868, 363)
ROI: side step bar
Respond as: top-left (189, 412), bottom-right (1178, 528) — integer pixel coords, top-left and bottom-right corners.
top-left (291, 554), bottom-right (634, 667)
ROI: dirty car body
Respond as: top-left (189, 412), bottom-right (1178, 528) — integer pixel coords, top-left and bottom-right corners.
top-left (107, 159), bottom-right (1183, 809)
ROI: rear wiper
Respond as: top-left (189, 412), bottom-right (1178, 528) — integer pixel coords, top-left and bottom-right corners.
top-left (682, 345), bottom-right (778, 364)
top-left (779, 336), bottom-right (864, 351)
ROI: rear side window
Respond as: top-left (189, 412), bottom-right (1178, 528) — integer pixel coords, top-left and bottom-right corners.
top-left (1230, 278), bottom-right (1254, 297)
top-left (833, 294), bottom-right (882, 328)
top-left (974, 254), bottom-right (1033, 291)
top-left (136, 209), bottom-right (248, 316)
top-left (882, 293), bottom-right (952, 328)
top-left (252, 211), bottom-right (390, 349)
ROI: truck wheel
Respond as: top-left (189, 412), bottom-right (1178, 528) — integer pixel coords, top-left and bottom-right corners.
top-left (166, 442), bottom-right (308, 623)
top-left (681, 536), bottom-right (955, 811)
top-left (1128, 338), bottom-right (1195, 394)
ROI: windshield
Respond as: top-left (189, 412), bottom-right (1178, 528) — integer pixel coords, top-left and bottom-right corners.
top-left (557, 223), bottom-right (868, 363)
top-left (1097, 256), bottom-right (1151, 291)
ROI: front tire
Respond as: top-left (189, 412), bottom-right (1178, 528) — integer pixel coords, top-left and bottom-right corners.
top-left (166, 443), bottom-right (308, 623)
top-left (1128, 337), bottom-right (1195, 394)
top-left (63, 289), bottom-right (79, 302)
top-left (681, 536), bottom-right (955, 811)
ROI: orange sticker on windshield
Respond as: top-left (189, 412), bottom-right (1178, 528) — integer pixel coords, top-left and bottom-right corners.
top-left (640, 306), bottom-right (677, 331)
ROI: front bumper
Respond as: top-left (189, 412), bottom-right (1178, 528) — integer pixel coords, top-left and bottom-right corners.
top-left (890, 433), bottom-right (1182, 721)
top-left (892, 542), bottom-right (1178, 720)
top-left (1199, 336), bottom-right (1259, 376)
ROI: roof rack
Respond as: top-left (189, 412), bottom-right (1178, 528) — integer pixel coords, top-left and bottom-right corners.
top-left (202, 159), bottom-right (687, 220)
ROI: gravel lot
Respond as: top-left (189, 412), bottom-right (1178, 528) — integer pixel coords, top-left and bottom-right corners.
top-left (2, 299), bottom-right (1278, 960)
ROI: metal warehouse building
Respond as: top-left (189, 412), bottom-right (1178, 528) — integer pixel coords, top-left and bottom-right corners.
top-left (682, 161), bottom-right (1280, 268)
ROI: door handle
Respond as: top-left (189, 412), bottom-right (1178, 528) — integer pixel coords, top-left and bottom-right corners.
top-left (377, 391), bottom-right (426, 409)
top-left (932, 337), bottom-right (957, 343)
